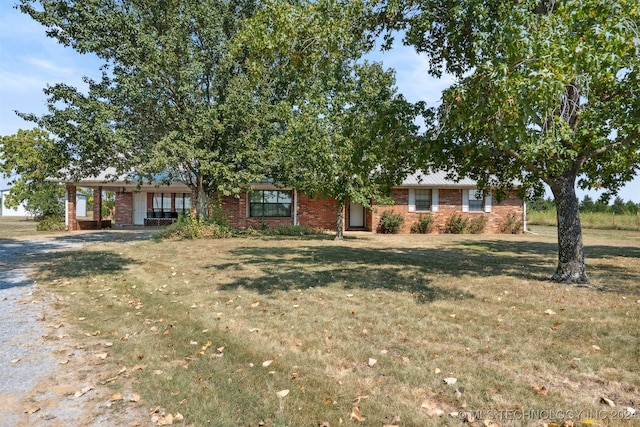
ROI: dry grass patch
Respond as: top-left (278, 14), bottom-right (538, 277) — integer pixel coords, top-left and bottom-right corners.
top-left (34, 231), bottom-right (640, 426)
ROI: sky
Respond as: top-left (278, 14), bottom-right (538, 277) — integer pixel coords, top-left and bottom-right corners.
top-left (1, 3), bottom-right (639, 202)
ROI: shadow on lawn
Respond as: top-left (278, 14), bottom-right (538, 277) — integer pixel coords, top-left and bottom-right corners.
top-left (215, 238), bottom-right (640, 300)
top-left (0, 232), bottom-right (148, 288)
top-left (30, 250), bottom-right (138, 285)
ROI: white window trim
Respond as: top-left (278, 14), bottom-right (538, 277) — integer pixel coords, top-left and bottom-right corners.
top-left (464, 189), bottom-right (492, 213)
top-left (408, 188), bottom-right (439, 212)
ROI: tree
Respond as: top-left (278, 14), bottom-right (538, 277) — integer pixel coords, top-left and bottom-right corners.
top-left (19, 0), bottom-right (285, 219)
top-left (0, 129), bottom-right (66, 219)
top-left (375, 0), bottom-right (640, 283)
top-left (240, 0), bottom-right (422, 239)
top-left (579, 195), bottom-right (595, 213)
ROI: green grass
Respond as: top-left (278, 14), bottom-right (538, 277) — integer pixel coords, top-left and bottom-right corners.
top-left (528, 209), bottom-right (640, 231)
top-left (31, 231), bottom-right (640, 426)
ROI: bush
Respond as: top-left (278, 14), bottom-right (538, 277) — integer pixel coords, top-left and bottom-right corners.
top-left (36, 216), bottom-right (65, 232)
top-left (157, 214), bottom-right (232, 239)
top-left (410, 213), bottom-right (434, 234)
top-left (468, 215), bottom-right (487, 234)
top-left (378, 210), bottom-right (405, 234)
top-left (443, 213), bottom-right (468, 234)
top-left (500, 213), bottom-right (523, 234)
top-left (265, 225), bottom-right (325, 236)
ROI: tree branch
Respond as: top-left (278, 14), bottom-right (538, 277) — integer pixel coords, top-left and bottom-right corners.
top-left (586, 132), bottom-right (640, 160)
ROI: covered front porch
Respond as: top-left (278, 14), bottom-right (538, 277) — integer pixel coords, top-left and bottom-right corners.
top-left (63, 174), bottom-right (194, 231)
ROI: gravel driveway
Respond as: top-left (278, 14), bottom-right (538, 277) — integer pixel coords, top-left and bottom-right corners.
top-left (0, 231), bottom-right (152, 427)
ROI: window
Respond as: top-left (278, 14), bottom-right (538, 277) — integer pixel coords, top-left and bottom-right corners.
top-left (415, 189), bottom-right (432, 211)
top-left (250, 190), bottom-right (292, 217)
top-left (153, 193), bottom-right (171, 212)
top-left (175, 193), bottom-right (192, 214)
top-left (468, 190), bottom-right (484, 212)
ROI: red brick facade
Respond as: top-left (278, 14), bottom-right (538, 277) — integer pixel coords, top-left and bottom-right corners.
top-left (66, 185), bottom-right (77, 230)
top-left (115, 191), bottom-right (133, 225)
top-left (66, 185), bottom-right (523, 234)
top-left (370, 188), bottom-right (524, 233)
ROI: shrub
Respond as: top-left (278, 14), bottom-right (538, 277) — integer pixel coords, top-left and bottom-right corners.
top-left (266, 225), bottom-right (325, 236)
top-left (443, 213), bottom-right (468, 234)
top-left (378, 210), bottom-right (405, 234)
top-left (410, 213), bottom-right (434, 234)
top-left (36, 216), bottom-right (65, 232)
top-left (157, 214), bottom-right (232, 239)
top-left (500, 213), bottom-right (523, 234)
top-left (468, 215), bottom-right (487, 234)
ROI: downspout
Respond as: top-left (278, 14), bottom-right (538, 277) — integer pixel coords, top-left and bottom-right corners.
top-left (293, 189), bottom-right (298, 226)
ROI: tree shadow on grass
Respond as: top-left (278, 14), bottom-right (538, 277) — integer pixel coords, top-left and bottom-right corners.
top-left (213, 238), bottom-right (640, 300)
top-left (461, 240), bottom-right (640, 294)
top-left (34, 249), bottom-right (138, 282)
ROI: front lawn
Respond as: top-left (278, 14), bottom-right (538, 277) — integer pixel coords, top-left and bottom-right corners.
top-left (35, 229), bottom-right (640, 426)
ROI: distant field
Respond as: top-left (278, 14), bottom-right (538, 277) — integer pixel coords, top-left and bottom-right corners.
top-left (0, 216), bottom-right (41, 238)
top-left (528, 209), bottom-right (640, 231)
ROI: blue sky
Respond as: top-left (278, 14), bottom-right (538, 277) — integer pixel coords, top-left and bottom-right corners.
top-left (1, 3), bottom-right (639, 202)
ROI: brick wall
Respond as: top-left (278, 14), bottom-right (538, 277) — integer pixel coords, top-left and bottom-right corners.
top-left (297, 193), bottom-right (338, 230)
top-left (370, 188), bottom-right (524, 234)
top-left (66, 185), bottom-right (77, 231)
top-left (216, 191), bottom-right (338, 231)
top-left (115, 192), bottom-right (133, 225)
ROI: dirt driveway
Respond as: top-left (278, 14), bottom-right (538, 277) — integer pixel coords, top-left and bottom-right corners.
top-left (0, 231), bottom-right (153, 427)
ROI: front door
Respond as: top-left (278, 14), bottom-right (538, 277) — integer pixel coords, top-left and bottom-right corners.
top-left (133, 192), bottom-right (146, 225)
top-left (348, 203), bottom-right (365, 228)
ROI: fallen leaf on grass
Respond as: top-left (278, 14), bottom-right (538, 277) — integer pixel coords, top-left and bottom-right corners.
top-left (130, 393), bottom-right (141, 402)
top-left (600, 396), bottom-right (615, 407)
top-left (350, 406), bottom-right (366, 422)
top-left (443, 377), bottom-right (457, 385)
top-left (262, 360), bottom-right (273, 367)
top-left (198, 341), bottom-right (212, 356)
top-left (24, 406), bottom-right (40, 415)
top-left (95, 352), bottom-right (108, 360)
top-left (110, 392), bottom-right (123, 401)
top-left (74, 386), bottom-right (93, 397)
top-left (251, 301), bottom-right (260, 308)
top-left (592, 345), bottom-right (601, 351)
top-left (531, 383), bottom-right (548, 395)
top-left (276, 389), bottom-right (289, 398)
top-left (156, 413), bottom-right (174, 425)
top-left (368, 358), bottom-right (377, 367)
top-left (421, 399), bottom-right (445, 417)
top-left (11, 358), bottom-right (20, 364)
top-left (544, 309), bottom-right (556, 315)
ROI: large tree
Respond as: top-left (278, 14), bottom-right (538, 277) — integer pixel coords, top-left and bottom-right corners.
top-left (0, 128), bottom-right (66, 219)
top-left (18, 0), bottom-right (285, 218)
top-left (240, 0), bottom-right (422, 239)
top-left (376, 0), bottom-right (640, 283)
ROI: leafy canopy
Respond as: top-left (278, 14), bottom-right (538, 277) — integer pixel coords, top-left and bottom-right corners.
top-left (19, 0), bottom-right (287, 217)
top-left (0, 128), bottom-right (66, 218)
top-left (376, 0), bottom-right (640, 197)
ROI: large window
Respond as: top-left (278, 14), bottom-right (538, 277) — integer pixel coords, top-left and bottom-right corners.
top-left (415, 189), bottom-right (432, 211)
top-left (468, 190), bottom-right (484, 212)
top-left (250, 190), bottom-right (292, 217)
top-left (153, 193), bottom-right (171, 212)
top-left (175, 193), bottom-right (192, 214)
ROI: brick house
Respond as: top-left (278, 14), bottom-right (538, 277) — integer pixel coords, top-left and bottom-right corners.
top-left (60, 170), bottom-right (524, 233)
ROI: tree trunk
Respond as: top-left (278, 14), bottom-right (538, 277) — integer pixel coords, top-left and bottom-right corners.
top-left (550, 175), bottom-right (589, 284)
top-left (335, 201), bottom-right (345, 240)
top-left (195, 179), bottom-right (209, 220)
